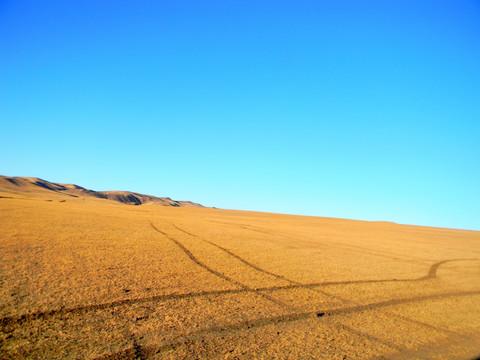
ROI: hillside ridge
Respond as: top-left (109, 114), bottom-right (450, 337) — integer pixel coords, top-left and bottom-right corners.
top-left (0, 175), bottom-right (204, 207)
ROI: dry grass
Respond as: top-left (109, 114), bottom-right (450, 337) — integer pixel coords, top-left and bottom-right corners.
top-left (1, 192), bottom-right (480, 359)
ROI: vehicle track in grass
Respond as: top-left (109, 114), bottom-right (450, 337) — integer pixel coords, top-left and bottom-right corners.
top-left (93, 289), bottom-right (480, 360)
top-left (205, 219), bottom-right (435, 264)
top-left (168, 222), bottom-right (478, 336)
top-left (170, 223), bottom-right (296, 284)
top-left (169, 222), bottom-right (349, 303)
top-left (2, 220), bottom-right (478, 360)
top-left (161, 221), bottom-right (479, 317)
top-left (148, 221), bottom-right (293, 310)
top-left (1, 255), bottom-right (477, 330)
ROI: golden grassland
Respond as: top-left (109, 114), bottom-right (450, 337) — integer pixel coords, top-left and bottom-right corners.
top-left (1, 191), bottom-right (480, 359)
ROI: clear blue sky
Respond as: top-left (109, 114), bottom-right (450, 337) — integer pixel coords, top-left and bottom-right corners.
top-left (1, 1), bottom-right (479, 230)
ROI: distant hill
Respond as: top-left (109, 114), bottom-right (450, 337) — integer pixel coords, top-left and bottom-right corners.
top-left (0, 175), bottom-right (204, 207)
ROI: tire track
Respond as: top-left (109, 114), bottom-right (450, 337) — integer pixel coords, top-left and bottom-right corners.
top-left (94, 320), bottom-right (405, 360)
top-left (2, 257), bottom-right (477, 330)
top-left (168, 224), bottom-right (478, 299)
top-left (389, 312), bottom-right (462, 337)
top-left (170, 222), bottom-right (348, 303)
top-left (330, 320), bottom-right (405, 352)
top-left (207, 220), bottom-right (272, 235)
top-left (376, 329), bottom-right (480, 360)
top-left (206, 220), bottom-right (433, 264)
top-left (0, 288), bottom-right (247, 330)
top-left (170, 223), bottom-right (294, 284)
top-left (259, 258), bottom-right (479, 291)
top-left (148, 221), bottom-right (293, 310)
top-left (168, 223), bottom-right (479, 337)
top-left (149, 221), bottom-right (245, 288)
top-left (92, 289), bottom-right (480, 360)
top-left (420, 259), bottom-right (451, 280)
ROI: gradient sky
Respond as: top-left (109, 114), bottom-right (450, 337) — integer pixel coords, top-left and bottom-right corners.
top-left (1, 1), bottom-right (479, 230)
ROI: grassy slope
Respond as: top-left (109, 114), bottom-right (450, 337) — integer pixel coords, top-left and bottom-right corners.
top-left (1, 193), bottom-right (480, 359)
top-left (0, 176), bottom-right (203, 207)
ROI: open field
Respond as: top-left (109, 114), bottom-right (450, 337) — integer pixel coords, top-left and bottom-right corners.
top-left (1, 189), bottom-right (480, 359)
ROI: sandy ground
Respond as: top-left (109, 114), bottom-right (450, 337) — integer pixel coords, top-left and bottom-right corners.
top-left (1, 193), bottom-right (479, 359)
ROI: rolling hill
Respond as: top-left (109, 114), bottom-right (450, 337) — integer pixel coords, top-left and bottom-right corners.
top-left (1, 175), bottom-right (479, 359)
top-left (0, 175), bottom-right (203, 207)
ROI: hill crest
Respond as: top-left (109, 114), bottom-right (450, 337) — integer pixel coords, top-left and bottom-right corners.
top-left (0, 175), bottom-right (204, 207)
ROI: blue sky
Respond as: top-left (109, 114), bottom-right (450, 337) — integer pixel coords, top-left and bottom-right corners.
top-left (1, 1), bottom-right (479, 230)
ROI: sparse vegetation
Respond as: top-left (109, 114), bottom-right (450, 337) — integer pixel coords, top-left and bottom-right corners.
top-left (1, 180), bottom-right (479, 359)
